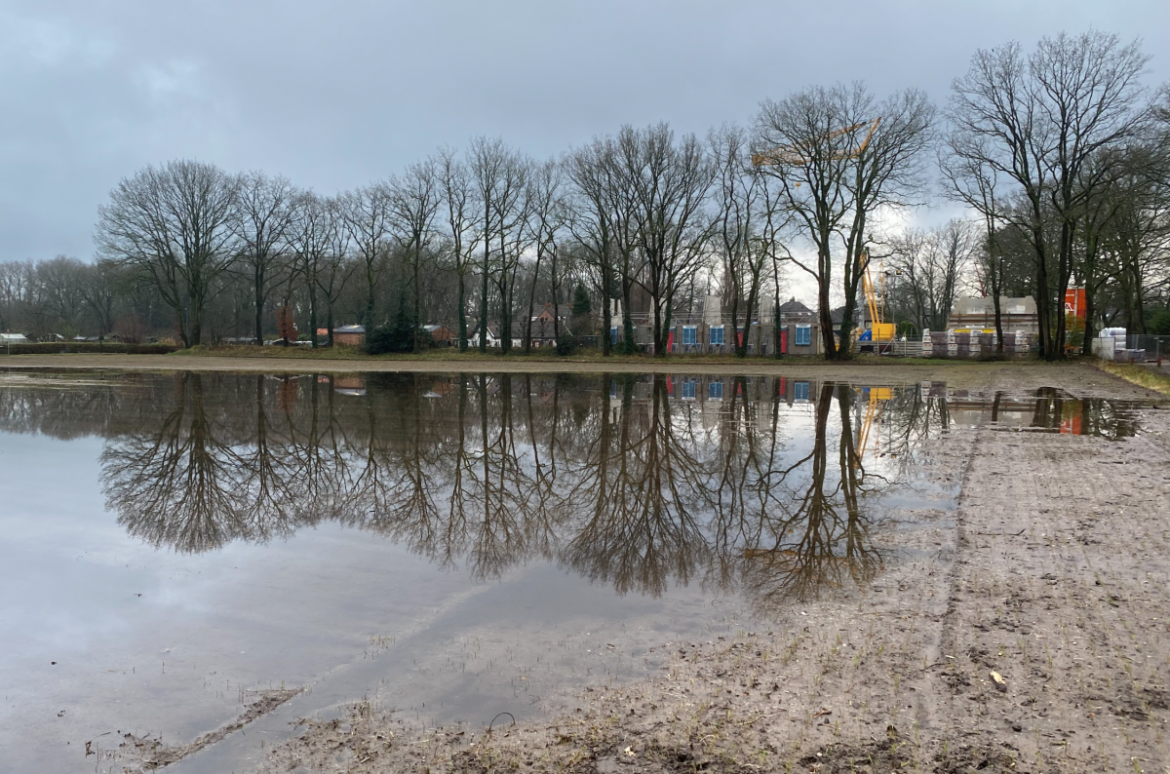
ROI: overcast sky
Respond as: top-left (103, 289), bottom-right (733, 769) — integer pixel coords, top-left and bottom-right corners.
top-left (1, 0), bottom-right (1167, 265)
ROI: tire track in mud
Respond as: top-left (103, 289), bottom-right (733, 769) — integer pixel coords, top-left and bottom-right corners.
top-left (917, 420), bottom-right (984, 739)
top-left (924, 406), bottom-right (1170, 772)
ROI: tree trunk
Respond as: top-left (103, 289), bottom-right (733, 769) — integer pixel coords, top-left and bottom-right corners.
top-left (524, 253), bottom-right (542, 354)
top-left (601, 265), bottom-right (612, 357)
top-left (254, 263), bottom-right (264, 345)
top-left (309, 282), bottom-right (319, 349)
top-left (621, 275), bottom-right (635, 354)
top-left (817, 246), bottom-right (835, 358)
top-left (457, 274), bottom-right (468, 352)
top-left (412, 246), bottom-right (422, 353)
top-left (551, 250), bottom-right (561, 345)
top-left (479, 244), bottom-right (490, 353)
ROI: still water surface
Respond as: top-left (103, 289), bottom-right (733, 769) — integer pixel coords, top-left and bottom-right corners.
top-left (0, 371), bottom-right (1138, 772)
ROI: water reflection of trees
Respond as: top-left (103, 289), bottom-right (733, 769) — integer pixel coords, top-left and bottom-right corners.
top-left (2, 372), bottom-right (976, 611)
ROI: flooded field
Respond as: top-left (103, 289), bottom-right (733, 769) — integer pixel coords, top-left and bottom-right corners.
top-left (0, 370), bottom-right (1147, 773)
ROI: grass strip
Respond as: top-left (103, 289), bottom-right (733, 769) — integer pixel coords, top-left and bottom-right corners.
top-left (178, 345), bottom-right (1012, 367)
top-left (1091, 359), bottom-right (1170, 397)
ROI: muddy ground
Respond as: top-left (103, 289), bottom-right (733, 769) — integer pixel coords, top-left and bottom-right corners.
top-left (85, 361), bottom-right (1169, 773)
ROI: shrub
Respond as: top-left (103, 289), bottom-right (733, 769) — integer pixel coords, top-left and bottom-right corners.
top-left (1150, 308), bottom-right (1170, 336)
top-left (363, 308), bottom-right (432, 355)
top-left (571, 285), bottom-right (592, 315)
top-left (0, 342), bottom-right (180, 355)
top-left (555, 334), bottom-right (578, 356)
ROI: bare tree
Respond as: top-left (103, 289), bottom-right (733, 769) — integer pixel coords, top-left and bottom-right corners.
top-left (340, 183), bottom-right (393, 328)
top-left (387, 158), bottom-right (442, 352)
top-left (940, 135), bottom-right (1010, 349)
top-left (232, 171), bottom-right (297, 344)
top-left (79, 259), bottom-right (124, 340)
top-left (947, 32), bottom-right (1153, 359)
top-left (621, 124), bottom-right (716, 356)
top-left (755, 83), bottom-right (935, 358)
top-left (469, 138), bottom-right (529, 353)
top-left (289, 191), bottom-right (330, 347)
top-left (0, 261), bottom-right (31, 333)
top-left (95, 160), bottom-right (240, 347)
top-left (565, 139), bottom-right (622, 355)
top-left (710, 125), bottom-right (791, 357)
top-left (31, 256), bottom-right (88, 337)
top-left (436, 148), bottom-right (483, 351)
top-left (522, 159), bottom-right (566, 352)
top-left (889, 219), bottom-right (975, 332)
top-left (320, 197), bottom-right (356, 346)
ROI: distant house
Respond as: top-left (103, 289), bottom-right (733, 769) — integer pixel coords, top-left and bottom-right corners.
top-left (829, 304), bottom-right (874, 331)
top-left (528, 302), bottom-right (570, 325)
top-left (949, 296), bottom-right (1039, 335)
top-left (520, 303), bottom-right (572, 347)
top-left (332, 324), bottom-right (366, 347)
top-left (467, 324), bottom-right (502, 348)
top-left (515, 319), bottom-right (563, 348)
top-left (775, 298), bottom-right (820, 356)
top-left (422, 324), bottom-right (457, 346)
top-left (0, 333), bottom-right (28, 345)
top-left (777, 298), bottom-right (815, 320)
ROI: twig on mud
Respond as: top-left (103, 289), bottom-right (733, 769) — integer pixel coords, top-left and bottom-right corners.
top-left (975, 529), bottom-right (1025, 537)
top-left (487, 712), bottom-right (516, 733)
top-left (920, 661), bottom-right (951, 672)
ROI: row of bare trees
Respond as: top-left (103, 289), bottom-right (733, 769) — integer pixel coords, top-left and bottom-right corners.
top-left (2, 31), bottom-right (1167, 357)
top-left (942, 31), bottom-right (1170, 357)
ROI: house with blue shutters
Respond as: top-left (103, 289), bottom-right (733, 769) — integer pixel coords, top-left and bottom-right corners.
top-left (606, 295), bottom-right (824, 356)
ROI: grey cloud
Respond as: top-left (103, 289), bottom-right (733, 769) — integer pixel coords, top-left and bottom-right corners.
top-left (1, 0), bottom-right (1166, 261)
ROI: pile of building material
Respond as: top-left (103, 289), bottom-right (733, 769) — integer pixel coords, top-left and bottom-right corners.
top-left (923, 329), bottom-right (1032, 359)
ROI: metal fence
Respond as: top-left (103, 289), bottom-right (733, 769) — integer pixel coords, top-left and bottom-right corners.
top-left (889, 340), bottom-right (925, 357)
top-left (1125, 334), bottom-right (1170, 363)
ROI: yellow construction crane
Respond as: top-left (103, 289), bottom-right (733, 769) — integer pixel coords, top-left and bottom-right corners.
top-left (859, 249), bottom-right (897, 346)
top-left (751, 117), bottom-right (881, 168)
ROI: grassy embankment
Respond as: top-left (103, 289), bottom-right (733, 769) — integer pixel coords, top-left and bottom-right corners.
top-left (1091, 359), bottom-right (1170, 397)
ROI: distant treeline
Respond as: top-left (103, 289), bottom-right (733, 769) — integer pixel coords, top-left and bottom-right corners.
top-left (1, 31), bottom-right (1167, 359)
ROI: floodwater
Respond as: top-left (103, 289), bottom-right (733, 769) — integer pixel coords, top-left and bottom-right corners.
top-left (0, 372), bottom-right (1139, 773)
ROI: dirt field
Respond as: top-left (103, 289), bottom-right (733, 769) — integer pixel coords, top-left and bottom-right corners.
top-left (60, 359), bottom-right (1167, 772)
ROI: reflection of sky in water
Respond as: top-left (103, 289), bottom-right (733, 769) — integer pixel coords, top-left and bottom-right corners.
top-left (0, 427), bottom-right (492, 773)
top-left (0, 375), bottom-right (960, 591)
top-left (0, 432), bottom-right (433, 664)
